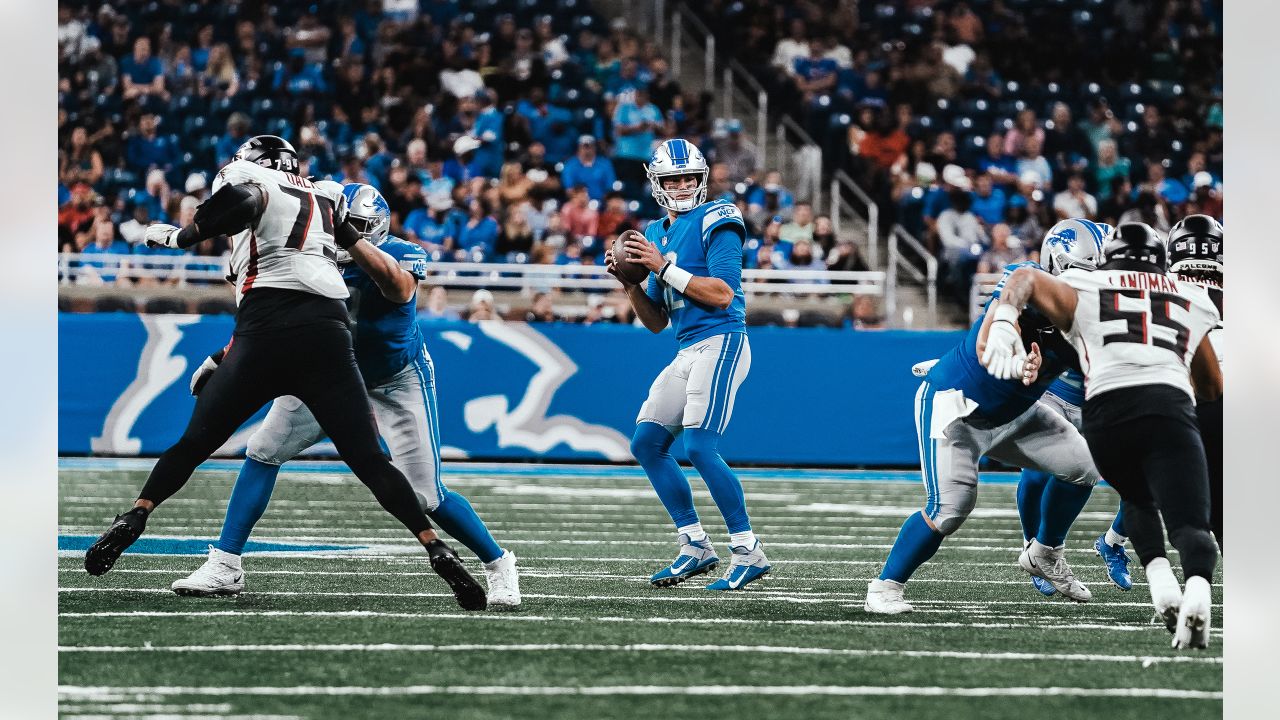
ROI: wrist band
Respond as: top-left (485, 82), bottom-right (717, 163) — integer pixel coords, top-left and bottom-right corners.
top-left (661, 262), bottom-right (694, 293)
top-left (992, 302), bottom-right (1020, 325)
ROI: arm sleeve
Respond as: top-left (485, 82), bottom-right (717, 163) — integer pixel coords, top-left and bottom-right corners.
top-left (176, 182), bottom-right (265, 248)
top-left (704, 227), bottom-right (745, 285)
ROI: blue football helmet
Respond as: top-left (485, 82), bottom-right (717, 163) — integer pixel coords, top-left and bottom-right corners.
top-left (342, 183), bottom-right (391, 245)
top-left (1040, 218), bottom-right (1107, 275)
top-left (645, 138), bottom-right (709, 213)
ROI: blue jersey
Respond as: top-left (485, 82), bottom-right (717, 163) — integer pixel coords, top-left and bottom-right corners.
top-left (924, 261), bottom-right (1080, 425)
top-left (642, 199), bottom-right (747, 348)
top-left (341, 238), bottom-right (429, 387)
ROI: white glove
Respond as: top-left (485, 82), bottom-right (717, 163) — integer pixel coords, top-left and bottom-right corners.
top-left (144, 223), bottom-right (181, 249)
top-left (189, 354), bottom-right (220, 395)
top-left (980, 304), bottom-right (1027, 381)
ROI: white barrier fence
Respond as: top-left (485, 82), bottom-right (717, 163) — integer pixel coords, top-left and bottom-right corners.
top-left (58, 253), bottom-right (887, 298)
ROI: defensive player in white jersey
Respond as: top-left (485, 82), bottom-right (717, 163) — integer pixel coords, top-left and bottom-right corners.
top-left (1166, 214), bottom-right (1224, 550)
top-left (604, 138), bottom-right (771, 591)
top-left (170, 183), bottom-right (518, 609)
top-left (83, 136), bottom-right (486, 609)
top-left (981, 222), bottom-right (1223, 649)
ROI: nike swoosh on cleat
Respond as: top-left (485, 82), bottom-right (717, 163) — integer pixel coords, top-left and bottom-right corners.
top-left (668, 557), bottom-right (694, 575)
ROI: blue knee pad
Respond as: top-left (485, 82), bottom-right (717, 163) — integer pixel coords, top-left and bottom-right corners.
top-left (632, 422), bottom-right (699, 528)
top-left (684, 428), bottom-right (750, 534)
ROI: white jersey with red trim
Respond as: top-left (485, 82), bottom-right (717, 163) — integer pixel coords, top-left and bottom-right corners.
top-left (1171, 272), bottom-right (1223, 369)
top-left (1059, 268), bottom-right (1220, 401)
top-left (212, 159), bottom-right (348, 304)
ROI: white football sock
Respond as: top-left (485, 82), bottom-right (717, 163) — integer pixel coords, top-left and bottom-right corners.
top-left (1104, 528), bottom-right (1128, 548)
top-left (677, 523), bottom-right (708, 543)
top-left (729, 530), bottom-right (757, 549)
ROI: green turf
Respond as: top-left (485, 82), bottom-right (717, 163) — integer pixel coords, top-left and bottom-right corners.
top-left (58, 465), bottom-right (1222, 720)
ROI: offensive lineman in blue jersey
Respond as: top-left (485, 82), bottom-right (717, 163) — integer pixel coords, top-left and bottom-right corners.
top-left (171, 184), bottom-right (520, 609)
top-left (604, 138), bottom-right (771, 591)
top-left (864, 223), bottom-right (1106, 613)
top-left (1014, 220), bottom-right (1134, 597)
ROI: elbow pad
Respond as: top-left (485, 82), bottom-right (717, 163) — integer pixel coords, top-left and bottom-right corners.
top-left (185, 182), bottom-right (266, 246)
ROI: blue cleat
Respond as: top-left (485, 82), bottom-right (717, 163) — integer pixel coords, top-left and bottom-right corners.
top-left (1030, 575), bottom-right (1058, 597)
top-left (706, 540), bottom-right (771, 591)
top-left (650, 534), bottom-right (719, 588)
top-left (1094, 535), bottom-right (1133, 590)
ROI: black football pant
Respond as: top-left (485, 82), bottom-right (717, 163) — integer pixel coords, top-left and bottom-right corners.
top-left (1197, 398), bottom-right (1224, 552)
top-left (1082, 406), bottom-right (1217, 582)
top-left (138, 323), bottom-right (433, 536)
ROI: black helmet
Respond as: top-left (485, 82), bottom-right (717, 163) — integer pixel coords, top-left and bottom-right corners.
top-left (1101, 222), bottom-right (1167, 272)
top-left (233, 135), bottom-right (300, 175)
top-left (1167, 214), bottom-right (1223, 277)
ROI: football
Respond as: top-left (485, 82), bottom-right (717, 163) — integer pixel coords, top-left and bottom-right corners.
top-left (611, 231), bottom-right (652, 285)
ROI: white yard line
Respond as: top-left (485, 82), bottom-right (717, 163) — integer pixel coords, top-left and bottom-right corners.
top-left (56, 685), bottom-right (1222, 700)
top-left (57, 609), bottom-right (1223, 636)
top-left (56, 642), bottom-right (1220, 666)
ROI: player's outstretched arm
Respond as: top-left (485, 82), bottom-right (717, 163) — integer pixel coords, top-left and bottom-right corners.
top-left (145, 183), bottom-right (266, 250)
top-left (344, 238), bottom-right (419, 304)
top-left (979, 267), bottom-right (1077, 380)
top-left (996, 267), bottom-right (1079, 330)
top-left (1189, 335), bottom-right (1223, 402)
top-left (622, 236), bottom-right (735, 310)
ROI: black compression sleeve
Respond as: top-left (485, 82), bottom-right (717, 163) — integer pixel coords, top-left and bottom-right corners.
top-left (178, 183), bottom-right (266, 248)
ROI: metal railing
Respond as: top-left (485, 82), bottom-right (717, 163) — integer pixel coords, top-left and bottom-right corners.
top-left (830, 169), bottom-right (879, 269)
top-left (886, 224), bottom-right (937, 325)
top-left (969, 272), bottom-right (1003, 323)
top-left (58, 253), bottom-right (887, 298)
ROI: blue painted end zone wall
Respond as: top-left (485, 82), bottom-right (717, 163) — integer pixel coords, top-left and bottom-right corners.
top-left (58, 314), bottom-right (962, 466)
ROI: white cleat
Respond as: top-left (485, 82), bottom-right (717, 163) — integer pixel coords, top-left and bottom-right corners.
top-left (483, 549), bottom-right (521, 610)
top-left (1173, 576), bottom-right (1212, 650)
top-left (1145, 557), bottom-right (1183, 633)
top-left (171, 546), bottom-right (245, 597)
top-left (1019, 539), bottom-right (1092, 602)
top-left (864, 579), bottom-right (913, 614)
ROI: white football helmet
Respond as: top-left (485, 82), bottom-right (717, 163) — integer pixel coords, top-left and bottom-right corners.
top-left (1040, 218), bottom-right (1107, 275)
top-left (645, 138), bottom-right (709, 213)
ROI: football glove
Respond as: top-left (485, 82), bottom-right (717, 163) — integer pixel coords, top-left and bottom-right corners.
top-left (980, 304), bottom-right (1027, 381)
top-left (189, 347), bottom-right (226, 395)
top-left (144, 223), bottom-right (182, 249)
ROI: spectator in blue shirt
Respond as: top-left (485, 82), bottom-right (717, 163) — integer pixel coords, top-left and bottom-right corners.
top-left (970, 172), bottom-right (1007, 226)
top-left (1145, 159), bottom-right (1189, 206)
top-left (517, 88), bottom-right (576, 164)
top-left (273, 49), bottom-right (328, 96)
top-left (120, 36), bottom-right (168, 102)
top-left (611, 87), bottom-right (662, 199)
top-left (793, 43), bottom-right (839, 104)
top-left (79, 219), bottom-right (132, 284)
top-left (472, 90), bottom-right (505, 178)
top-left (131, 169), bottom-right (171, 224)
top-left (456, 197), bottom-right (500, 261)
top-left (560, 135), bottom-right (617, 202)
top-left (444, 135), bottom-right (485, 187)
top-left (606, 57), bottom-right (651, 96)
top-left (976, 131), bottom-right (1018, 187)
top-left (745, 170), bottom-right (796, 225)
top-left (125, 114), bottom-right (176, 175)
top-left (215, 112), bottom-right (252, 167)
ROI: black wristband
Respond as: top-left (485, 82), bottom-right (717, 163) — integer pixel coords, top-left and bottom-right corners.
top-left (334, 221), bottom-right (360, 249)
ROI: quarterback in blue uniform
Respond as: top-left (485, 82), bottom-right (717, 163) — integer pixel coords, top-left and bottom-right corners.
top-left (864, 220), bottom-right (1110, 614)
top-left (1014, 220), bottom-right (1134, 597)
top-left (171, 183), bottom-right (520, 609)
top-left (605, 138), bottom-right (771, 591)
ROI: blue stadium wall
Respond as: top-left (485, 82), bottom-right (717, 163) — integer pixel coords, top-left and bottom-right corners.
top-left (59, 314), bottom-right (963, 466)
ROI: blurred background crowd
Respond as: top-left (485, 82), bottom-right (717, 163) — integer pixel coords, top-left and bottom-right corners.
top-left (57, 0), bottom-right (1222, 325)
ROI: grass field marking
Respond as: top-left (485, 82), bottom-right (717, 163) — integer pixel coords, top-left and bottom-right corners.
top-left (56, 685), bottom-right (1222, 700)
top-left (55, 642), bottom-right (1222, 666)
top-left (57, 609), bottom-right (1221, 636)
top-left (58, 525), bottom-right (1034, 540)
top-left (60, 587), bottom-right (1218, 610)
top-left (52, 567), bottom-right (1153, 587)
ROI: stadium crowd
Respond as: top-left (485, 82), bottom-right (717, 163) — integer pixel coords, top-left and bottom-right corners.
top-left (690, 0), bottom-right (1223, 305)
top-left (58, 0), bottom-right (881, 322)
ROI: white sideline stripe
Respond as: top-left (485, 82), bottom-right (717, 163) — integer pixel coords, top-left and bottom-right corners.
top-left (58, 587), bottom-right (1217, 608)
top-left (57, 610), bottom-right (1222, 635)
top-left (57, 685), bottom-right (1223, 700)
top-left (51, 568), bottom-right (1153, 587)
top-left (56, 642), bottom-right (1221, 665)
top-left (59, 527), bottom-right (1032, 540)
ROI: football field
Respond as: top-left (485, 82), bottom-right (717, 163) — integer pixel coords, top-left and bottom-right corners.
top-left (58, 459), bottom-right (1222, 720)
